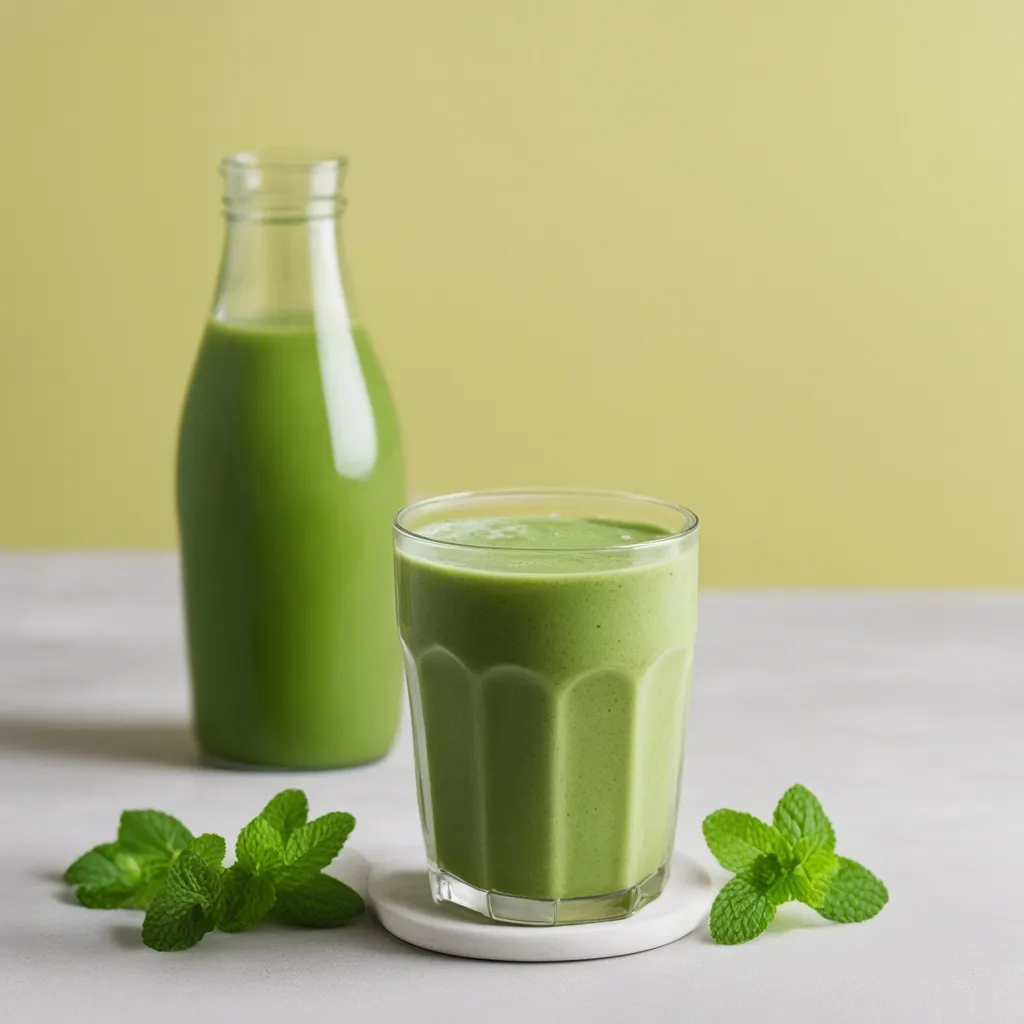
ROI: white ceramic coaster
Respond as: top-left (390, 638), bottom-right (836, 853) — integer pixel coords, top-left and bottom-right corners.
top-left (368, 849), bottom-right (715, 962)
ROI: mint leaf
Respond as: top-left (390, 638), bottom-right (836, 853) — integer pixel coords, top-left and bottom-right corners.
top-left (766, 874), bottom-right (791, 906)
top-left (818, 857), bottom-right (888, 923)
top-left (709, 874), bottom-right (776, 944)
top-left (77, 882), bottom-right (144, 909)
top-left (64, 844), bottom-right (124, 887)
top-left (65, 844), bottom-right (165, 909)
top-left (277, 812), bottom-right (355, 890)
top-left (186, 833), bottom-right (226, 872)
top-left (141, 851), bottom-right (222, 952)
top-left (803, 847), bottom-right (839, 881)
top-left (788, 868), bottom-right (827, 909)
top-left (235, 817), bottom-right (284, 876)
top-left (142, 894), bottom-right (217, 952)
top-left (218, 867), bottom-right (276, 933)
top-left (702, 810), bottom-right (783, 872)
top-left (773, 785), bottom-right (835, 855)
top-left (783, 843), bottom-right (839, 909)
top-left (163, 849), bottom-right (223, 906)
top-left (271, 874), bottom-right (364, 928)
top-left (260, 790), bottom-right (308, 844)
top-left (118, 810), bottom-right (193, 858)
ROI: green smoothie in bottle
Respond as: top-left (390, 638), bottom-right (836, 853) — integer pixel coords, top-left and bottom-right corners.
top-left (177, 152), bottom-right (404, 768)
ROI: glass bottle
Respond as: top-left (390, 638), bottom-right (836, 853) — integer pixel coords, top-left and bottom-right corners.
top-left (176, 151), bottom-right (405, 768)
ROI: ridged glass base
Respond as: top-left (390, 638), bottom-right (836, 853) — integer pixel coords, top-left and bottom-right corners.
top-left (428, 861), bottom-right (670, 926)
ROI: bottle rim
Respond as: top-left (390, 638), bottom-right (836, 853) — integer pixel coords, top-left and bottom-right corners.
top-left (219, 150), bottom-right (348, 219)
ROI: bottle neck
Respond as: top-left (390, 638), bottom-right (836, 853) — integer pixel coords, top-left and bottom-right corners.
top-left (210, 152), bottom-right (357, 327)
top-left (211, 216), bottom-right (357, 327)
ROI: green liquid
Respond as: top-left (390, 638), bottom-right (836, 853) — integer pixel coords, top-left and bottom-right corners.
top-left (177, 319), bottom-right (404, 768)
top-left (397, 515), bottom-right (697, 900)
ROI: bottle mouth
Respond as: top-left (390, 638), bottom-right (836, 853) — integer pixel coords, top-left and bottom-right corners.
top-left (220, 149), bottom-right (348, 220)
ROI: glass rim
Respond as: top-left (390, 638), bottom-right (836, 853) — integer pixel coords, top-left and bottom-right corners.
top-left (220, 149), bottom-right (348, 174)
top-left (393, 488), bottom-right (699, 555)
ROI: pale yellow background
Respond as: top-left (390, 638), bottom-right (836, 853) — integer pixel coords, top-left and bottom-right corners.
top-left (1, 1), bottom-right (1021, 585)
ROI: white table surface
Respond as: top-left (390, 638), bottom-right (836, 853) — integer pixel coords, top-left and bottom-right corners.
top-left (0, 554), bottom-right (1020, 1023)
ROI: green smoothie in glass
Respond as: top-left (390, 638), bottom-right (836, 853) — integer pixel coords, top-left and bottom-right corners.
top-left (394, 491), bottom-right (698, 925)
top-left (177, 153), bottom-right (404, 768)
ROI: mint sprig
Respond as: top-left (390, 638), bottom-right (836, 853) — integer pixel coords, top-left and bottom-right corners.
top-left (704, 784), bottom-right (887, 944)
top-left (63, 789), bottom-right (364, 951)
